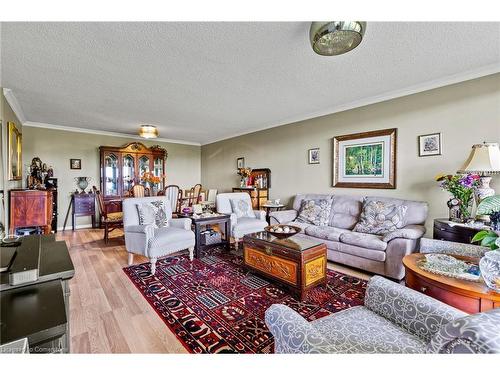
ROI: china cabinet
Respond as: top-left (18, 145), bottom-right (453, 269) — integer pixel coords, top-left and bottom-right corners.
top-left (99, 142), bottom-right (167, 201)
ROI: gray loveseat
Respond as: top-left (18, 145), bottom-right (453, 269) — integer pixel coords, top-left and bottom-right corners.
top-left (270, 194), bottom-right (428, 280)
top-left (265, 276), bottom-right (500, 354)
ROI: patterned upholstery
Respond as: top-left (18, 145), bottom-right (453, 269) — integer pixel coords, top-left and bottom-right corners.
top-left (265, 276), bottom-right (499, 354)
top-left (427, 308), bottom-right (500, 353)
top-left (420, 238), bottom-right (489, 258)
top-left (296, 198), bottom-right (333, 227)
top-left (354, 199), bottom-right (408, 235)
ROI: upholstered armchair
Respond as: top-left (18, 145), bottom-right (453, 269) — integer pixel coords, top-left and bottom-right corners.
top-left (123, 196), bottom-right (195, 274)
top-left (216, 192), bottom-right (267, 245)
top-left (265, 276), bottom-right (500, 354)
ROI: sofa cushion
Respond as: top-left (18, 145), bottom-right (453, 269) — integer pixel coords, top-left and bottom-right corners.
top-left (336, 242), bottom-right (386, 262)
top-left (311, 306), bottom-right (427, 353)
top-left (329, 195), bottom-right (364, 230)
top-left (354, 199), bottom-right (408, 235)
top-left (339, 231), bottom-right (387, 251)
top-left (305, 225), bottom-right (349, 242)
top-left (296, 197), bottom-right (333, 226)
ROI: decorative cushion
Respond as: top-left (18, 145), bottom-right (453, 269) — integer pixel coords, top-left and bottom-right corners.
top-left (106, 212), bottom-right (123, 221)
top-left (230, 198), bottom-right (256, 219)
top-left (296, 198), bottom-right (333, 227)
top-left (136, 200), bottom-right (169, 228)
top-left (354, 199), bottom-right (408, 235)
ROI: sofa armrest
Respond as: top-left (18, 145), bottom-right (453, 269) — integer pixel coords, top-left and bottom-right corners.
top-left (269, 209), bottom-right (298, 224)
top-left (264, 304), bottom-right (330, 353)
top-left (427, 308), bottom-right (500, 353)
top-left (168, 218), bottom-right (192, 231)
top-left (382, 224), bottom-right (426, 242)
top-left (364, 276), bottom-right (467, 343)
top-left (254, 210), bottom-right (266, 221)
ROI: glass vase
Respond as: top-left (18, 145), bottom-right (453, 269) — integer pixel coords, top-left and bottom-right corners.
top-left (479, 251), bottom-right (500, 292)
top-left (456, 199), bottom-right (474, 223)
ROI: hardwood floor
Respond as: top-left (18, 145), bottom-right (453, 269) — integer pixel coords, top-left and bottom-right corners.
top-left (58, 228), bottom-right (370, 353)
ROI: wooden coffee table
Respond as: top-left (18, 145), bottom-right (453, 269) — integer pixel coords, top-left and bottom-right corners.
top-left (242, 232), bottom-right (327, 300)
top-left (403, 253), bottom-right (500, 314)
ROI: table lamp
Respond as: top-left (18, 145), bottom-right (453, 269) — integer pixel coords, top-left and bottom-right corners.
top-left (459, 142), bottom-right (500, 207)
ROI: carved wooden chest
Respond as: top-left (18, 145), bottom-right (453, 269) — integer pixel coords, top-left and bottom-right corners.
top-left (242, 232), bottom-right (327, 300)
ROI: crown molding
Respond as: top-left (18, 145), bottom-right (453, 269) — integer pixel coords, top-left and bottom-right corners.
top-left (202, 64), bottom-right (500, 145)
top-left (23, 121), bottom-right (201, 146)
top-left (3, 88), bottom-right (27, 124)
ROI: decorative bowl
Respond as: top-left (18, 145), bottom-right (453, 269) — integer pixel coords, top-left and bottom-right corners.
top-left (264, 224), bottom-right (301, 239)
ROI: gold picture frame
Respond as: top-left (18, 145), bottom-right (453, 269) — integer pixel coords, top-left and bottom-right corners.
top-left (8, 121), bottom-right (22, 181)
top-left (333, 128), bottom-right (397, 189)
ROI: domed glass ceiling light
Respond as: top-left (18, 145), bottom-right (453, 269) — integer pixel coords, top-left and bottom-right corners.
top-left (138, 125), bottom-right (159, 139)
top-left (310, 21), bottom-right (367, 56)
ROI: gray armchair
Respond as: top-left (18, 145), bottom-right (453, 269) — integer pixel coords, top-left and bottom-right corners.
top-left (265, 276), bottom-right (500, 354)
top-left (123, 196), bottom-right (195, 274)
top-left (216, 193), bottom-right (267, 245)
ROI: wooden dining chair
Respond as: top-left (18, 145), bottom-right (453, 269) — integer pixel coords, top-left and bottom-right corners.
top-left (188, 184), bottom-right (203, 207)
top-left (162, 185), bottom-right (182, 214)
top-left (131, 184), bottom-right (150, 197)
top-left (93, 186), bottom-right (123, 243)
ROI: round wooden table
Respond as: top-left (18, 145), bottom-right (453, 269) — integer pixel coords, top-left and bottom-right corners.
top-left (403, 253), bottom-right (500, 314)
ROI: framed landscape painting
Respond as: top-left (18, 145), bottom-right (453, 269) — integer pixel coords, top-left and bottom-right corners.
top-left (333, 128), bottom-right (397, 189)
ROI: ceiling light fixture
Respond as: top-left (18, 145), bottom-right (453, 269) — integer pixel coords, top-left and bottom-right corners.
top-left (310, 21), bottom-right (367, 56)
top-left (138, 125), bottom-right (159, 139)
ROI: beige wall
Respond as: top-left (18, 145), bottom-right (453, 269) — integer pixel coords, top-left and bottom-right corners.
top-left (23, 127), bottom-right (201, 228)
top-left (1, 89), bottom-right (23, 231)
top-left (201, 74), bottom-right (500, 236)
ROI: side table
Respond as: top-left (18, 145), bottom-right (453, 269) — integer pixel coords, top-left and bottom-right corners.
top-left (433, 218), bottom-right (487, 244)
top-left (261, 204), bottom-right (286, 224)
top-left (403, 253), bottom-right (500, 314)
top-left (178, 213), bottom-right (231, 258)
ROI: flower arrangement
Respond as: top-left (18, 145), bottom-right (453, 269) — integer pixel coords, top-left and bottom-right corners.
top-left (435, 173), bottom-right (480, 221)
top-left (237, 167), bottom-right (252, 178)
top-left (141, 171), bottom-right (163, 186)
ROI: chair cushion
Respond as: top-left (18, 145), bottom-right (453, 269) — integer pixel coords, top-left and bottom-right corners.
top-left (106, 212), bottom-right (123, 221)
top-left (311, 306), bottom-right (427, 353)
top-left (354, 199), bottom-right (408, 235)
top-left (136, 200), bottom-right (169, 228)
top-left (339, 231), bottom-right (387, 251)
top-left (305, 226), bottom-right (349, 242)
top-left (230, 198), bottom-right (256, 219)
top-left (233, 217), bottom-right (267, 238)
top-left (296, 197), bottom-right (333, 227)
top-left (148, 227), bottom-right (195, 255)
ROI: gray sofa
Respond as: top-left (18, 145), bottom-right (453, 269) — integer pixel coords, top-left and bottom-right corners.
top-left (265, 276), bottom-right (500, 354)
top-left (270, 194), bottom-right (428, 280)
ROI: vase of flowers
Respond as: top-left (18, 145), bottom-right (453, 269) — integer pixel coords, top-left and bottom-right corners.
top-left (436, 173), bottom-right (480, 223)
top-left (237, 167), bottom-right (252, 187)
top-left (141, 171), bottom-right (163, 195)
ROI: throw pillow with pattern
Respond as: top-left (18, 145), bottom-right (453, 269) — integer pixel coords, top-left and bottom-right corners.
top-left (136, 200), bottom-right (170, 228)
top-left (230, 198), bottom-right (255, 219)
top-left (354, 200), bottom-right (408, 235)
top-left (296, 198), bottom-right (333, 226)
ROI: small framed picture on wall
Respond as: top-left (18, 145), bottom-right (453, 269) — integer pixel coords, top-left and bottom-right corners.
top-left (308, 148), bottom-right (320, 164)
top-left (70, 158), bottom-right (82, 169)
top-left (418, 133), bottom-right (442, 157)
top-left (237, 157), bottom-right (245, 169)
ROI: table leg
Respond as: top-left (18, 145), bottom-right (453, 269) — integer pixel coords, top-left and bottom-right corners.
top-left (225, 219), bottom-right (231, 251)
top-left (194, 222), bottom-right (202, 258)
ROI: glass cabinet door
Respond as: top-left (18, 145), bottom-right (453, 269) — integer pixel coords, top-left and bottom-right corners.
top-left (122, 154), bottom-right (135, 193)
top-left (153, 157), bottom-right (164, 190)
top-left (138, 155), bottom-right (150, 179)
top-left (104, 153), bottom-right (119, 196)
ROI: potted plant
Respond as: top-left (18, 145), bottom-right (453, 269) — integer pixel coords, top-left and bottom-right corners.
top-left (435, 173), bottom-right (480, 222)
top-left (471, 195), bottom-right (500, 292)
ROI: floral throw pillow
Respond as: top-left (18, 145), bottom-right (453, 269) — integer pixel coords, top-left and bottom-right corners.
top-left (354, 200), bottom-right (408, 235)
top-left (296, 198), bottom-right (333, 227)
top-left (230, 199), bottom-right (256, 219)
top-left (136, 201), bottom-right (169, 228)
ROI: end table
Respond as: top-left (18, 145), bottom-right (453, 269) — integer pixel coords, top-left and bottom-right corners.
top-left (261, 203), bottom-right (286, 224)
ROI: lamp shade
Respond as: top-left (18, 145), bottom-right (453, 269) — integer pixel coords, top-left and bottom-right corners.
top-left (138, 125), bottom-right (159, 139)
top-left (459, 142), bottom-right (500, 174)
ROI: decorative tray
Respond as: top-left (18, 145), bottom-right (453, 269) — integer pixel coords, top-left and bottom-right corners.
top-left (417, 254), bottom-right (481, 282)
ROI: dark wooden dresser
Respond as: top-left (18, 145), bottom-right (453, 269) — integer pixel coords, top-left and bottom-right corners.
top-left (433, 218), bottom-right (484, 244)
top-left (72, 193), bottom-right (96, 230)
top-left (9, 190), bottom-right (53, 235)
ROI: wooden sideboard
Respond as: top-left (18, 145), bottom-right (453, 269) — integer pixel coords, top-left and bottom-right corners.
top-left (9, 190), bottom-right (53, 235)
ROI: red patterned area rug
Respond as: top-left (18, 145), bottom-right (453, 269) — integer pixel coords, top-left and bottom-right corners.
top-left (123, 246), bottom-right (367, 353)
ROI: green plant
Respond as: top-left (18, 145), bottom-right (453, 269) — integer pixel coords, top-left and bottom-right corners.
top-left (476, 195), bottom-right (500, 215)
top-left (472, 230), bottom-right (499, 250)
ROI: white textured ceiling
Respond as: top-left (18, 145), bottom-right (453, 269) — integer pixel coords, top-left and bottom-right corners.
top-left (1, 22), bottom-right (500, 144)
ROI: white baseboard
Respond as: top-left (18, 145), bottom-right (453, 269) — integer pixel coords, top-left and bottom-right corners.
top-left (57, 223), bottom-right (95, 231)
